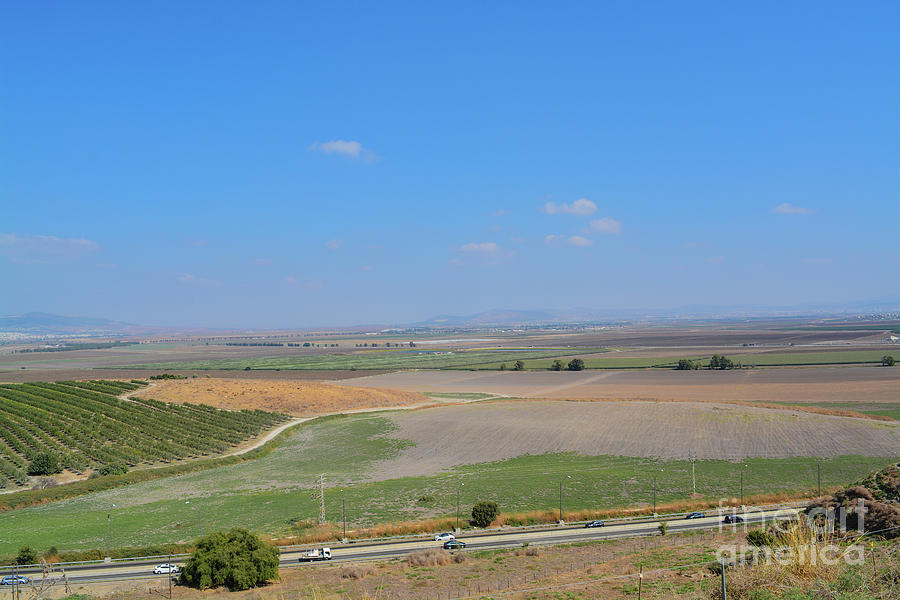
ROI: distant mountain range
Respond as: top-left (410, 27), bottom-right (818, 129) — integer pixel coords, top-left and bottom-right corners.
top-left (0, 312), bottom-right (152, 336)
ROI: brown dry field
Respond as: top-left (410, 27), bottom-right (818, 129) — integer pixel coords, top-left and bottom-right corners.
top-left (337, 366), bottom-right (900, 404)
top-left (367, 400), bottom-right (900, 479)
top-left (0, 368), bottom-right (374, 384)
top-left (141, 378), bottom-right (428, 415)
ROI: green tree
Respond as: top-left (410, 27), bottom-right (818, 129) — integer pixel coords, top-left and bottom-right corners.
top-left (658, 522), bottom-right (668, 536)
top-left (499, 363), bottom-right (507, 371)
top-left (27, 453), bottom-right (61, 476)
top-left (550, 360), bottom-right (564, 371)
top-left (513, 360), bottom-right (525, 371)
top-left (882, 355), bottom-right (895, 367)
top-left (180, 528), bottom-right (279, 591)
top-left (675, 359), bottom-right (699, 370)
top-left (16, 546), bottom-right (37, 565)
top-left (471, 501), bottom-right (499, 528)
top-left (97, 464), bottom-right (129, 476)
top-left (708, 354), bottom-right (734, 370)
top-left (566, 358), bottom-right (585, 371)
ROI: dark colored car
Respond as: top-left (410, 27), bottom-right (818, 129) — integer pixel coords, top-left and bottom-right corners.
top-left (723, 515), bottom-right (744, 524)
top-left (685, 512), bottom-right (706, 519)
top-left (0, 576), bottom-right (29, 586)
top-left (443, 540), bottom-right (467, 550)
top-left (584, 520), bottom-right (605, 528)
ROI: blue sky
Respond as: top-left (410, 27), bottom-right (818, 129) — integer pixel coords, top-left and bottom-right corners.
top-left (1, 1), bottom-right (898, 328)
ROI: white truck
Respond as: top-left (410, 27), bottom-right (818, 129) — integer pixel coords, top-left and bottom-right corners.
top-left (298, 547), bottom-right (332, 562)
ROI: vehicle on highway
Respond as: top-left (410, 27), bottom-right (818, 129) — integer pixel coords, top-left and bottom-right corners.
top-left (152, 564), bottom-right (180, 574)
top-left (434, 532), bottom-right (455, 542)
top-left (0, 576), bottom-right (30, 586)
top-left (685, 512), bottom-right (706, 519)
top-left (723, 515), bottom-right (744, 524)
top-left (442, 540), bottom-right (467, 550)
top-left (584, 520), bottom-right (605, 528)
top-left (299, 547), bottom-right (332, 562)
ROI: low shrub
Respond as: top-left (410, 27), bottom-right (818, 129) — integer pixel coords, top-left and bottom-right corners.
top-left (407, 549), bottom-right (450, 567)
top-left (340, 565), bottom-right (375, 579)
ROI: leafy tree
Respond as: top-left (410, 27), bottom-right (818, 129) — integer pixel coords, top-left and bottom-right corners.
top-left (16, 546), bottom-right (37, 565)
top-left (746, 529), bottom-right (776, 547)
top-left (97, 463), bottom-right (129, 476)
top-left (470, 501), bottom-right (499, 528)
top-left (180, 528), bottom-right (279, 591)
top-left (675, 359), bottom-right (699, 370)
top-left (499, 363), bottom-right (507, 371)
top-left (27, 453), bottom-right (62, 476)
top-left (550, 360), bottom-right (564, 371)
top-left (566, 358), bottom-right (585, 371)
top-left (513, 360), bottom-right (525, 371)
top-left (882, 355), bottom-right (895, 367)
top-left (708, 354), bottom-right (734, 370)
top-left (658, 522), bottom-right (668, 536)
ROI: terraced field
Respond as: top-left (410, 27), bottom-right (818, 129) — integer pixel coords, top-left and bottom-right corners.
top-left (0, 380), bottom-right (288, 487)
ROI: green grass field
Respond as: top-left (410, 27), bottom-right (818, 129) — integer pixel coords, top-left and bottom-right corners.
top-left (462, 350), bottom-right (894, 370)
top-left (120, 348), bottom-right (609, 371)
top-left (766, 401), bottom-right (900, 421)
top-left (0, 412), bottom-right (893, 555)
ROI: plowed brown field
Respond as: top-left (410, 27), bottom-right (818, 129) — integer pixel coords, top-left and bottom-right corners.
top-left (143, 377), bottom-right (427, 415)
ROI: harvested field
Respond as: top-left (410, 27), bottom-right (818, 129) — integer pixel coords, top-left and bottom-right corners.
top-left (142, 377), bottom-right (428, 415)
top-left (373, 400), bottom-right (900, 478)
top-left (0, 368), bottom-right (375, 384)
top-left (338, 366), bottom-right (900, 405)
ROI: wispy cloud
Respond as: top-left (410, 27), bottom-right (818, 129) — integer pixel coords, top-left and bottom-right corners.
top-left (544, 234), bottom-right (594, 247)
top-left (460, 241), bottom-right (500, 254)
top-left (492, 209), bottom-right (506, 217)
top-left (325, 239), bottom-right (342, 250)
top-left (0, 233), bottom-right (99, 264)
top-left (587, 217), bottom-right (622, 234)
top-left (706, 256), bottom-right (726, 265)
top-left (249, 258), bottom-right (272, 266)
top-left (542, 198), bottom-right (597, 216)
top-left (176, 273), bottom-right (221, 285)
top-left (773, 203), bottom-right (811, 215)
top-left (307, 140), bottom-right (379, 162)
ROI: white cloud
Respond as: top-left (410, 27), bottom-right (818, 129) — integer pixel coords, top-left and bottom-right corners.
top-left (460, 241), bottom-right (500, 254)
top-left (307, 140), bottom-right (379, 162)
top-left (177, 273), bottom-right (220, 285)
top-left (492, 209), bottom-right (506, 217)
top-left (542, 198), bottom-right (597, 216)
top-left (773, 203), bottom-right (811, 215)
top-left (544, 235), bottom-right (594, 247)
top-left (285, 275), bottom-right (324, 290)
top-left (325, 239), bottom-right (342, 250)
top-left (0, 233), bottom-right (99, 264)
top-left (587, 217), bottom-right (622, 234)
top-left (448, 258), bottom-right (465, 267)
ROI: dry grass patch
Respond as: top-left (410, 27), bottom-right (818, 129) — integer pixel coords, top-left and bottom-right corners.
top-left (407, 548), bottom-right (451, 567)
top-left (144, 377), bottom-right (427, 415)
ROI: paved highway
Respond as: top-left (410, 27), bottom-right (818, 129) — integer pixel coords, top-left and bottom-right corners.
top-left (2, 508), bottom-right (798, 587)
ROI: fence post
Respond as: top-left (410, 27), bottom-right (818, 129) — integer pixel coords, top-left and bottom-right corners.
top-left (720, 557), bottom-right (727, 599)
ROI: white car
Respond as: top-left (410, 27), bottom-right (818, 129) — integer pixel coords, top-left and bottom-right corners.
top-left (434, 532), bottom-right (455, 542)
top-left (153, 564), bottom-right (180, 575)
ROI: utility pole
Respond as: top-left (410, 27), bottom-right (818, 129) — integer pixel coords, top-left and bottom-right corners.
top-left (720, 557), bottom-right (727, 599)
top-left (558, 480), bottom-right (563, 523)
top-left (456, 488), bottom-right (460, 531)
top-left (167, 553), bottom-right (173, 599)
top-left (318, 473), bottom-right (326, 524)
top-left (691, 455), bottom-right (696, 495)
top-left (105, 513), bottom-right (111, 560)
top-left (817, 461), bottom-right (821, 497)
top-left (652, 477), bottom-right (657, 515)
top-left (740, 467), bottom-right (744, 506)
top-left (342, 494), bottom-right (347, 542)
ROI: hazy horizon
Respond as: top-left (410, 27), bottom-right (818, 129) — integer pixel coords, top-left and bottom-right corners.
top-left (3, 2), bottom-right (898, 329)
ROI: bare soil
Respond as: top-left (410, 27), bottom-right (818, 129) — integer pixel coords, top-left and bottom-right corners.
top-left (368, 400), bottom-right (900, 478)
top-left (142, 378), bottom-right (428, 416)
top-left (338, 366), bottom-right (900, 404)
